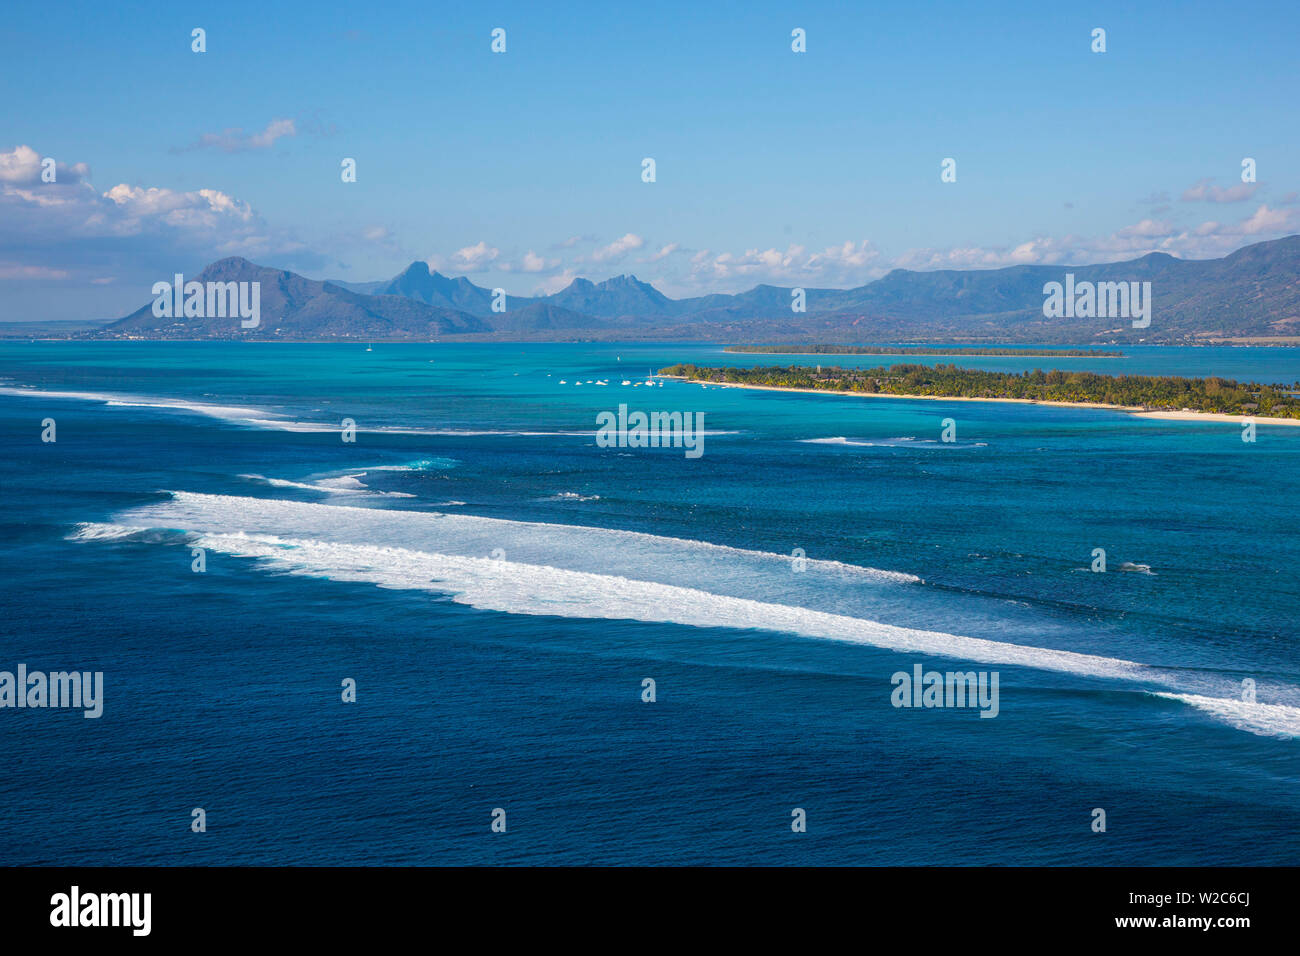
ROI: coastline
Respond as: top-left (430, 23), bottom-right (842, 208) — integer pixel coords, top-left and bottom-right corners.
top-left (720, 350), bottom-right (1123, 358)
top-left (663, 376), bottom-right (1300, 426)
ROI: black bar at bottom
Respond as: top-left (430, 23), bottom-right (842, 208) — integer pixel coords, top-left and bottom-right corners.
top-left (0, 866), bottom-right (1279, 942)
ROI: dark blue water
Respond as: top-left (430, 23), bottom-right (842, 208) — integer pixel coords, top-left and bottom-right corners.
top-left (1, 342), bottom-right (1298, 864)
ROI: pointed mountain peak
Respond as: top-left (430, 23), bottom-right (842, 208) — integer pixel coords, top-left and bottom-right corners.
top-left (198, 255), bottom-right (259, 272)
top-left (399, 260), bottom-right (433, 278)
top-left (196, 256), bottom-right (268, 281)
top-left (598, 274), bottom-right (650, 289)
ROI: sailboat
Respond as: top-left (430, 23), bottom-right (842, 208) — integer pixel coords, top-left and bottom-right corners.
top-left (365, 343), bottom-right (373, 352)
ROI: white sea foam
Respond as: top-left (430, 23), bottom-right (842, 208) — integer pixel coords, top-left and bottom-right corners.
top-left (312, 475), bottom-right (368, 491)
top-left (242, 420), bottom-right (601, 437)
top-left (0, 386), bottom-right (281, 423)
top-left (110, 492), bottom-right (921, 587)
top-left (179, 528), bottom-right (1147, 681)
top-left (0, 384), bottom-right (649, 438)
top-left (74, 496), bottom-right (1133, 686)
top-left (238, 418), bottom-right (336, 432)
top-left (239, 472), bottom-right (423, 498)
top-left (239, 474), bottom-right (370, 494)
top-left (69, 522), bottom-right (151, 541)
top-left (70, 492), bottom-right (1300, 738)
top-left (801, 436), bottom-right (978, 448)
top-left (1151, 693), bottom-right (1300, 739)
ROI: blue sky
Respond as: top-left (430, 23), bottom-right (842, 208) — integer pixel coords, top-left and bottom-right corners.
top-left (2, 0), bottom-right (1298, 320)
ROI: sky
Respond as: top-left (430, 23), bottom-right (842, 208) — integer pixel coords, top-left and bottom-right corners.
top-left (2, 0), bottom-right (1299, 321)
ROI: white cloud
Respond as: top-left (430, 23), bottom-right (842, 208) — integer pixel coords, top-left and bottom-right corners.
top-left (99, 184), bottom-right (255, 234)
top-left (683, 240), bottom-right (880, 288)
top-left (807, 240), bottom-right (878, 270)
top-left (534, 269), bottom-right (578, 295)
top-left (519, 250), bottom-right (553, 272)
top-left (557, 234), bottom-right (594, 249)
top-left (0, 145), bottom-right (89, 185)
top-left (178, 118), bottom-right (298, 153)
top-left (1237, 204), bottom-right (1291, 235)
top-left (0, 143), bottom-right (320, 300)
top-left (892, 205), bottom-right (1300, 272)
top-left (590, 232), bottom-right (644, 262)
top-left (428, 241), bottom-right (500, 273)
top-left (1116, 218), bottom-right (1174, 239)
top-left (1181, 178), bottom-right (1257, 203)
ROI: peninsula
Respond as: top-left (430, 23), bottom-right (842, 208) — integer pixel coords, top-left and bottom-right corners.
top-left (659, 363), bottom-right (1300, 423)
top-left (723, 346), bottom-right (1123, 357)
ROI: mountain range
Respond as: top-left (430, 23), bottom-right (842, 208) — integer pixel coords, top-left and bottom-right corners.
top-left (86, 235), bottom-right (1300, 343)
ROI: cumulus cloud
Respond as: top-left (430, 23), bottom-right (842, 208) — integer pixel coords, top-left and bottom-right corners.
top-left (427, 241), bottom-right (500, 273)
top-left (452, 241), bottom-right (499, 270)
top-left (1181, 178), bottom-right (1257, 203)
top-left (99, 184), bottom-right (255, 233)
top-left (892, 205), bottom-right (1300, 271)
top-left (0, 144), bottom-right (89, 185)
top-left (1116, 218), bottom-right (1174, 239)
top-left (684, 240), bottom-right (880, 288)
top-left (363, 200), bottom-right (1300, 305)
top-left (518, 250), bottom-right (557, 272)
top-left (1236, 204), bottom-right (1292, 234)
top-left (534, 268), bottom-right (578, 295)
top-left (590, 232), bottom-right (645, 263)
top-left (1, 145), bottom-right (262, 251)
top-left (0, 143), bottom-right (324, 321)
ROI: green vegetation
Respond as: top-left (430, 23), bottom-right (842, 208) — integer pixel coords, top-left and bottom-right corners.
top-left (660, 363), bottom-right (1300, 418)
top-left (724, 345), bottom-right (1122, 357)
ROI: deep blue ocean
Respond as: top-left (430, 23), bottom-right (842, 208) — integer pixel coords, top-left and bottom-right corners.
top-left (1, 341), bottom-right (1298, 865)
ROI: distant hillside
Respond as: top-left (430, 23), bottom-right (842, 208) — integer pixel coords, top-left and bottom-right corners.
top-left (371, 261), bottom-right (523, 314)
top-left (541, 274), bottom-right (676, 318)
top-left (99, 258), bottom-right (489, 339)
top-left (823, 241), bottom-right (1300, 339)
top-left (87, 236), bottom-right (1300, 342)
